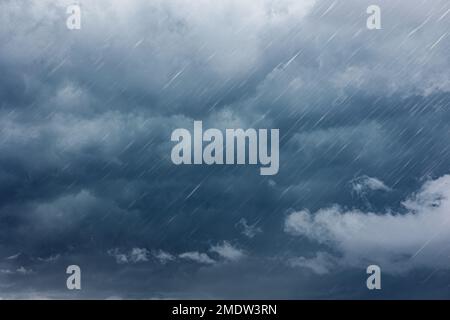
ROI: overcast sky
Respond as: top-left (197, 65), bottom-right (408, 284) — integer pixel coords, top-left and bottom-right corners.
top-left (0, 0), bottom-right (449, 299)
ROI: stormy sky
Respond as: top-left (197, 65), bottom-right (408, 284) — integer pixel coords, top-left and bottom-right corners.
top-left (0, 0), bottom-right (449, 299)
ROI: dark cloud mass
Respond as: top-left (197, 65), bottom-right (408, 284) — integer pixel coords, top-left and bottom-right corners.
top-left (0, 0), bottom-right (449, 299)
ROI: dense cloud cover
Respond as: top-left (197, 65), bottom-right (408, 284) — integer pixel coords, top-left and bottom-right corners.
top-left (0, 0), bottom-right (449, 298)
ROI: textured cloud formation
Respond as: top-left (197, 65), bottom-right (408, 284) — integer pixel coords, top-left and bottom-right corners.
top-left (288, 252), bottom-right (336, 275)
top-left (152, 250), bottom-right (176, 264)
top-left (107, 248), bottom-right (150, 264)
top-left (0, 0), bottom-right (449, 298)
top-left (210, 241), bottom-right (245, 262)
top-left (236, 218), bottom-right (262, 238)
top-left (285, 174), bottom-right (450, 272)
top-left (179, 252), bottom-right (216, 265)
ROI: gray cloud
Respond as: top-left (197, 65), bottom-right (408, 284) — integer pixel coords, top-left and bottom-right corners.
top-left (351, 175), bottom-right (391, 195)
top-left (0, 0), bottom-right (449, 298)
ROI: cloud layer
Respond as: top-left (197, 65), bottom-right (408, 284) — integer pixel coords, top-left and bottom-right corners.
top-left (0, 0), bottom-right (449, 298)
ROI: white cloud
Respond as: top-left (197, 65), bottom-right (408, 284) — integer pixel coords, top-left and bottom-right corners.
top-left (37, 254), bottom-right (61, 263)
top-left (179, 252), bottom-right (215, 265)
top-left (237, 218), bottom-right (262, 238)
top-left (152, 250), bottom-right (176, 264)
top-left (5, 253), bottom-right (21, 260)
top-left (210, 241), bottom-right (245, 262)
top-left (108, 249), bottom-right (129, 264)
top-left (351, 175), bottom-right (391, 197)
top-left (0, 269), bottom-right (13, 274)
top-left (129, 248), bottom-right (150, 263)
top-left (285, 174), bottom-right (450, 273)
top-left (16, 266), bottom-right (34, 275)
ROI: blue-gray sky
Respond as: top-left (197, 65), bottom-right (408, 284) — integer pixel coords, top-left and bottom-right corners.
top-left (0, 0), bottom-right (449, 299)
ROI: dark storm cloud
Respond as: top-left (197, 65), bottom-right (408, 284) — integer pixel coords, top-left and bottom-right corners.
top-left (0, 0), bottom-right (449, 298)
